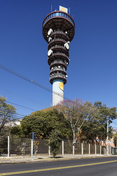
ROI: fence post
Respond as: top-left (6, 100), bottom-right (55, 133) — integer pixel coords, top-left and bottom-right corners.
top-left (62, 140), bottom-right (64, 155)
top-left (95, 144), bottom-right (96, 155)
top-left (48, 145), bottom-right (51, 156)
top-left (73, 145), bottom-right (75, 156)
top-left (89, 144), bottom-right (90, 155)
top-left (100, 145), bottom-right (101, 155)
top-left (110, 143), bottom-right (111, 154)
top-left (111, 144), bottom-right (112, 154)
top-left (48, 146), bottom-right (50, 156)
top-left (81, 143), bottom-right (83, 155)
top-left (8, 136), bottom-right (10, 158)
top-left (31, 139), bottom-right (33, 160)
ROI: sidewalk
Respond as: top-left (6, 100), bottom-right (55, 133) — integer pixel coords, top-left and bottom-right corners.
top-left (0, 154), bottom-right (113, 164)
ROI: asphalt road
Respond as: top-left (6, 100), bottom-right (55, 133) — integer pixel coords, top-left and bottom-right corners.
top-left (0, 157), bottom-right (117, 176)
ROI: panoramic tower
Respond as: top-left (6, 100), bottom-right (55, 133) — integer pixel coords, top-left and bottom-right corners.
top-left (43, 6), bottom-right (75, 106)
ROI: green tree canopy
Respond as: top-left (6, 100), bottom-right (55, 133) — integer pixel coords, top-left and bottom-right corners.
top-left (48, 129), bottom-right (62, 158)
top-left (0, 96), bottom-right (16, 133)
top-left (82, 101), bottom-right (117, 143)
top-left (11, 109), bottom-right (72, 139)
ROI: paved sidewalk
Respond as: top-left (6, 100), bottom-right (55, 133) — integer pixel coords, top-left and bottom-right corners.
top-left (0, 154), bottom-right (113, 164)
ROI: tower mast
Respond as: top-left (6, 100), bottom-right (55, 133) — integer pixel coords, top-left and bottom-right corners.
top-left (43, 6), bottom-right (75, 106)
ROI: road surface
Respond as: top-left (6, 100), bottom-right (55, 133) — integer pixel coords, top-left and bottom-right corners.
top-left (0, 156), bottom-right (117, 175)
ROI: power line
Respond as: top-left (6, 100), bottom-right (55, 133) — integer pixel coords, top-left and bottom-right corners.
top-left (0, 64), bottom-right (66, 99)
top-left (0, 64), bottom-right (51, 92)
top-left (6, 100), bottom-right (39, 112)
top-left (0, 64), bottom-right (70, 116)
top-left (0, 87), bottom-right (49, 107)
top-left (16, 113), bottom-right (26, 117)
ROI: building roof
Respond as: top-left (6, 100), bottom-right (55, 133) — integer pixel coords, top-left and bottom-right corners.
top-left (31, 106), bottom-right (55, 114)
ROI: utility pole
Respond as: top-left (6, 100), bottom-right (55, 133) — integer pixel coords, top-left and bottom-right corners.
top-left (106, 116), bottom-right (109, 155)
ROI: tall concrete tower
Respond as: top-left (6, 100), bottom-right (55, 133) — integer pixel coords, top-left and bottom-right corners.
top-left (43, 6), bottom-right (75, 106)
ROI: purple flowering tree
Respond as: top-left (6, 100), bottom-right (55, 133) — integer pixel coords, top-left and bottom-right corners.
top-left (55, 98), bottom-right (97, 144)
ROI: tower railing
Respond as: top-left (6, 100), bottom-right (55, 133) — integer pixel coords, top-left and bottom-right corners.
top-left (50, 68), bottom-right (66, 74)
top-left (43, 11), bottom-right (75, 26)
top-left (50, 60), bottom-right (67, 68)
top-left (48, 39), bottom-right (66, 48)
top-left (50, 74), bottom-right (67, 84)
top-left (48, 53), bottom-right (69, 60)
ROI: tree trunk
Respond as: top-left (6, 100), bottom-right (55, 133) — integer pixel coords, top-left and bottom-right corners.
top-left (73, 129), bottom-right (75, 144)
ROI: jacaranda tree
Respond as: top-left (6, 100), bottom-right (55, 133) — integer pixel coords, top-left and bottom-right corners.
top-left (55, 98), bottom-right (97, 145)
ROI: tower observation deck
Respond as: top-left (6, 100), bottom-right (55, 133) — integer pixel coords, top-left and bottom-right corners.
top-left (43, 8), bottom-right (75, 106)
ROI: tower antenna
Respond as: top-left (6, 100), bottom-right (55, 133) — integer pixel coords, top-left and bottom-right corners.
top-left (51, 5), bottom-right (52, 12)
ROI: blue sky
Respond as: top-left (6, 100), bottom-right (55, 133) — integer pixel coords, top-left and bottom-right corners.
top-left (0, 0), bottom-right (117, 128)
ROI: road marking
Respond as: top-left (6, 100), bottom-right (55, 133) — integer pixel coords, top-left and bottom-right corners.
top-left (0, 159), bottom-right (117, 175)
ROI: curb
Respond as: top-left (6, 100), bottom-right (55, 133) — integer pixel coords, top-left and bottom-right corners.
top-left (0, 155), bottom-right (116, 164)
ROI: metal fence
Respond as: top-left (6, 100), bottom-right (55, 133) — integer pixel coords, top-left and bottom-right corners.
top-left (90, 144), bottom-right (95, 154)
top-left (0, 135), bottom-right (112, 156)
top-left (35, 139), bottom-right (48, 154)
top-left (83, 143), bottom-right (89, 154)
top-left (75, 143), bottom-right (81, 154)
top-left (0, 135), bottom-right (7, 156)
top-left (64, 140), bottom-right (72, 154)
top-left (10, 136), bottom-right (48, 155)
top-left (10, 136), bottom-right (31, 155)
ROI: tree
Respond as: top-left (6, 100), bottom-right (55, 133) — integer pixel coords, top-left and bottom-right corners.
top-left (55, 98), bottom-right (97, 145)
top-left (0, 96), bottom-right (16, 133)
top-left (48, 129), bottom-right (62, 158)
top-left (82, 101), bottom-right (117, 144)
top-left (12, 109), bottom-right (72, 139)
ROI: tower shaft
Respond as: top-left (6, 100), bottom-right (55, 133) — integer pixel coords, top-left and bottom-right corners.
top-left (43, 9), bottom-right (75, 106)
